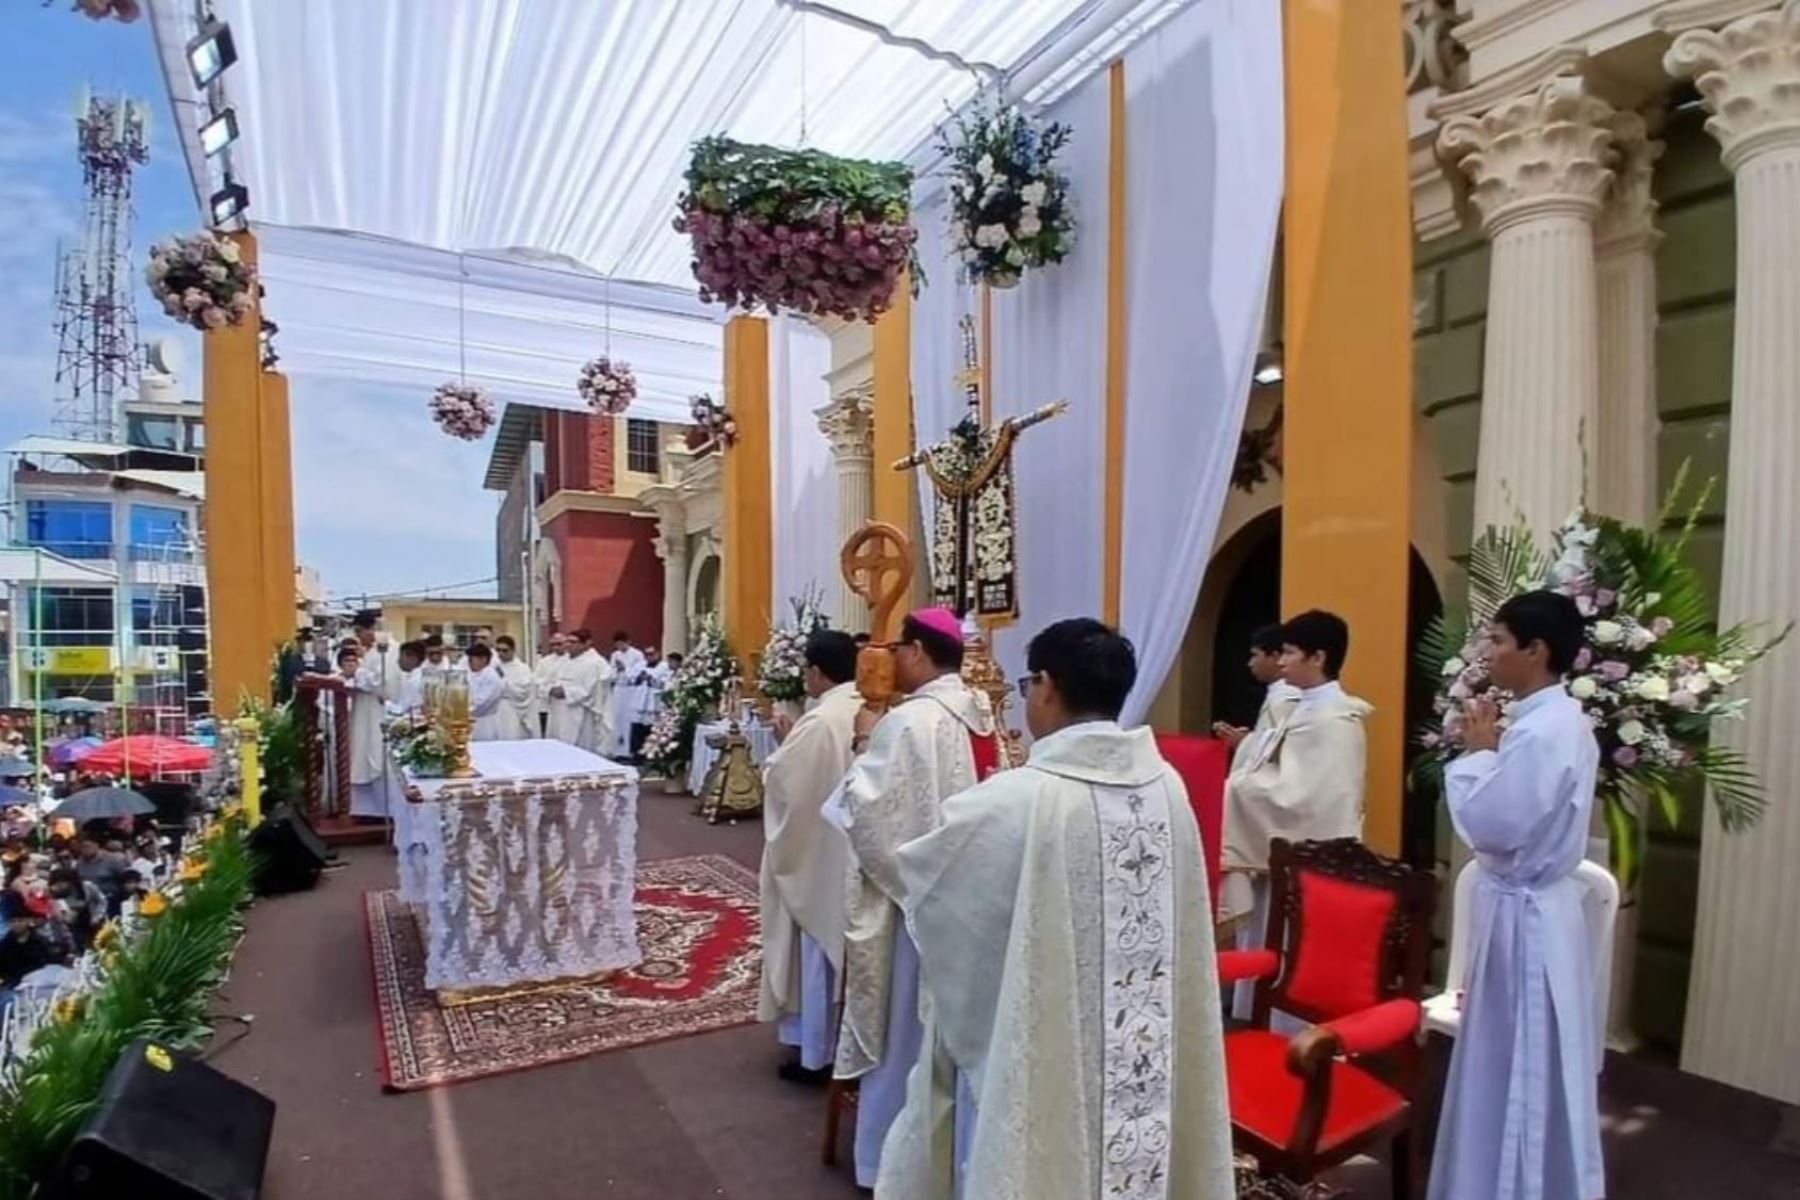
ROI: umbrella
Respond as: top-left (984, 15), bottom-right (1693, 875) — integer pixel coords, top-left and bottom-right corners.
top-left (48, 737), bottom-right (102, 768)
top-left (38, 697), bottom-right (109, 716)
top-left (79, 735), bottom-right (213, 777)
top-left (0, 761), bottom-right (35, 780)
top-left (0, 786), bottom-right (37, 809)
top-left (50, 786), bottom-right (156, 823)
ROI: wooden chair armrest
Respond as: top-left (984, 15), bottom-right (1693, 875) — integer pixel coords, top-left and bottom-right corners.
top-left (1322, 998), bottom-right (1422, 1057)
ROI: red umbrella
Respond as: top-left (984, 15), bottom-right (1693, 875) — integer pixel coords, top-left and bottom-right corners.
top-left (78, 735), bottom-right (213, 776)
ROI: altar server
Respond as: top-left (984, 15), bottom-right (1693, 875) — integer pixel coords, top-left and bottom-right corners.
top-left (878, 619), bottom-right (1232, 1200)
top-left (466, 643), bottom-right (508, 741)
top-left (493, 635), bottom-right (538, 740)
top-left (1220, 609), bottom-right (1370, 927)
top-left (392, 641), bottom-right (426, 714)
top-left (833, 607), bottom-right (997, 1191)
top-left (1431, 590), bottom-right (1604, 1200)
top-left (635, 648), bottom-right (672, 743)
top-left (534, 633), bottom-right (568, 737)
top-left (758, 629), bottom-right (860, 1082)
top-left (348, 618), bottom-right (402, 818)
top-left (608, 631), bottom-right (648, 758)
top-left (1213, 622), bottom-right (1301, 771)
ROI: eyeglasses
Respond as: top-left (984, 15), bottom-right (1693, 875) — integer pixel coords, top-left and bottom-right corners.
top-left (1016, 672), bottom-right (1040, 698)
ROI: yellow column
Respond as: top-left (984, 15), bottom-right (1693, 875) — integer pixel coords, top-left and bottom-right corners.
top-left (871, 280), bottom-right (915, 540)
top-left (1102, 61), bottom-right (1129, 628)
top-left (203, 230), bottom-right (270, 714)
top-left (259, 371), bottom-right (297, 660)
top-left (721, 316), bottom-right (772, 677)
top-left (234, 715), bottom-right (262, 826)
top-left (1279, 0), bottom-right (1414, 856)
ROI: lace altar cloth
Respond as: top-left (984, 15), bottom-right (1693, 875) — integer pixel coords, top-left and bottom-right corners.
top-left (395, 739), bottom-right (641, 992)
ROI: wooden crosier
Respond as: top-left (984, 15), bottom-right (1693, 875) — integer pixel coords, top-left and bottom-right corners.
top-left (840, 521), bottom-right (914, 712)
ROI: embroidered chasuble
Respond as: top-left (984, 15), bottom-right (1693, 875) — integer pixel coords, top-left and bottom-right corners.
top-left (835, 674), bottom-right (997, 1081)
top-left (919, 420), bottom-right (1024, 619)
top-left (758, 680), bottom-right (862, 1022)
top-left (877, 723), bottom-right (1233, 1200)
top-left (1219, 680), bottom-right (1371, 925)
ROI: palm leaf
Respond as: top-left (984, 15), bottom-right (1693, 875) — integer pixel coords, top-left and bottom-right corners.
top-left (1465, 522), bottom-right (1544, 623)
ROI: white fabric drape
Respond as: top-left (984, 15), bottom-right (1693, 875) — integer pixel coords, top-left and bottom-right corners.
top-left (1118, 0), bottom-right (1283, 724)
top-left (771, 315), bottom-right (838, 617)
top-left (986, 70), bottom-right (1113, 695)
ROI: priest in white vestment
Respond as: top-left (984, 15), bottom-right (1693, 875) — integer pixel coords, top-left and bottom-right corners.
top-left (493, 635), bottom-right (538, 740)
top-left (534, 633), bottom-right (567, 738)
top-left (608, 632), bottom-right (648, 758)
top-left (878, 618), bottom-right (1233, 1200)
top-left (1213, 622), bottom-right (1300, 773)
top-left (832, 607), bottom-right (997, 1191)
top-left (1220, 610), bottom-right (1372, 1012)
top-left (466, 643), bottom-right (508, 741)
top-left (391, 641), bottom-right (426, 715)
top-left (1431, 591), bottom-right (1605, 1200)
top-left (758, 630), bottom-right (861, 1082)
top-left (547, 629), bottom-right (611, 752)
top-left (347, 618), bottom-right (402, 818)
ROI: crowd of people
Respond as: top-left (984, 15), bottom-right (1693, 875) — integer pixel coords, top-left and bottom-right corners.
top-left (755, 595), bottom-right (1604, 1200)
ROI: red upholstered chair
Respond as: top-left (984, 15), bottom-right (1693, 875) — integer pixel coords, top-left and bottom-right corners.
top-left (1154, 733), bottom-right (1228, 914)
top-left (1217, 837), bottom-right (1437, 1199)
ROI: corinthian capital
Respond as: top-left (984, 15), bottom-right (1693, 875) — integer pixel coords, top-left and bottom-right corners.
top-left (1662, 0), bottom-right (1800, 170)
top-left (814, 388), bottom-right (875, 463)
top-left (1438, 76), bottom-right (1617, 235)
top-left (1596, 111), bottom-right (1665, 253)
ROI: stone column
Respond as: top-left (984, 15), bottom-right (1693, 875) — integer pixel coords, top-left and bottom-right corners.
top-left (1662, 0), bottom-right (1800, 1106)
top-left (1438, 77), bottom-right (1616, 538)
top-left (651, 504), bottom-right (690, 654)
top-left (1593, 112), bottom-right (1664, 526)
top-left (815, 387), bottom-right (875, 631)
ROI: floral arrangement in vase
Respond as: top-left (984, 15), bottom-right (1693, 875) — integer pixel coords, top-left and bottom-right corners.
top-left (688, 393), bottom-right (738, 448)
top-left (577, 356), bottom-right (637, 415)
top-left (146, 231), bottom-right (256, 331)
top-left (387, 715), bottom-right (453, 778)
top-left (673, 136), bottom-right (919, 322)
top-left (641, 616), bottom-right (739, 779)
top-left (429, 381), bottom-right (495, 441)
top-left (940, 101), bottom-right (1075, 287)
top-left (758, 588), bottom-right (829, 704)
top-left (1415, 470), bottom-right (1790, 886)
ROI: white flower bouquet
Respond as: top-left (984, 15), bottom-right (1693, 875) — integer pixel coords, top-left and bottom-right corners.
top-left (1416, 470), bottom-right (1790, 885)
top-left (428, 382), bottom-right (496, 440)
top-left (758, 588), bottom-right (828, 703)
top-left (577, 356), bottom-right (638, 415)
top-left (641, 616), bottom-right (740, 777)
top-left (146, 231), bottom-right (256, 332)
top-left (939, 101), bottom-right (1075, 288)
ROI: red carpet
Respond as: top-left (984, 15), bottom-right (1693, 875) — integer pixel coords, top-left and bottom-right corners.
top-left (365, 854), bottom-right (762, 1091)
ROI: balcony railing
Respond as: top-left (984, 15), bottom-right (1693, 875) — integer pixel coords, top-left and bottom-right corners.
top-left (24, 539), bottom-right (113, 560)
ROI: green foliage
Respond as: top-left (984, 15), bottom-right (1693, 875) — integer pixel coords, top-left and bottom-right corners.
top-left (241, 697), bottom-right (304, 803)
top-left (0, 819), bottom-right (256, 1197)
top-left (684, 136), bottom-right (913, 224)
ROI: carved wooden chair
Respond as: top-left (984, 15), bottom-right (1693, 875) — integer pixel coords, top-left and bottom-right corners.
top-left (1217, 837), bottom-right (1438, 1199)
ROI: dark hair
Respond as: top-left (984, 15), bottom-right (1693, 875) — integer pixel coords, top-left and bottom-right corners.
top-left (399, 640), bottom-right (427, 660)
top-left (466, 643), bottom-right (493, 663)
top-left (1494, 589), bottom-right (1585, 675)
top-left (1250, 623), bottom-right (1285, 655)
top-left (668, 652), bottom-right (685, 665)
top-left (804, 630), bottom-right (859, 685)
top-left (1281, 610), bottom-right (1350, 678)
top-left (852, 632), bottom-right (872, 647)
top-left (336, 645), bottom-right (360, 667)
top-left (422, 633), bottom-right (444, 649)
top-left (495, 635), bottom-right (516, 651)
top-left (1027, 619), bottom-right (1138, 720)
top-left (48, 866), bottom-right (80, 889)
top-left (572, 629), bottom-right (593, 644)
top-left (612, 630), bottom-right (630, 644)
top-left (352, 611), bottom-right (378, 630)
top-left (900, 615), bottom-right (964, 671)
top-left (338, 637), bottom-right (359, 653)
top-left (121, 869), bottom-right (142, 885)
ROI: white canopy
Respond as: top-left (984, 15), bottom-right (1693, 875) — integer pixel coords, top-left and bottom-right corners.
top-left (144, 1), bottom-right (1194, 407)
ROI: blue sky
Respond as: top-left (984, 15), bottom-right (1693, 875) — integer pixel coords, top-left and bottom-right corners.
top-left (0, 8), bottom-right (496, 603)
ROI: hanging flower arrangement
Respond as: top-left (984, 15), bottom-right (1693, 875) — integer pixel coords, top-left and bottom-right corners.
top-left (688, 393), bottom-right (737, 448)
top-left (673, 136), bottom-right (920, 323)
top-left (758, 588), bottom-right (829, 703)
top-left (1413, 470), bottom-right (1791, 887)
top-left (940, 102), bottom-right (1075, 288)
top-left (56, 0), bottom-right (142, 21)
top-left (577, 356), bottom-right (638, 415)
top-left (428, 382), bottom-right (495, 441)
top-left (146, 231), bottom-right (256, 332)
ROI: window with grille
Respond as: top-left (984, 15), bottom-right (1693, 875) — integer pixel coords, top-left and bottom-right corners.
top-left (627, 419), bottom-right (660, 475)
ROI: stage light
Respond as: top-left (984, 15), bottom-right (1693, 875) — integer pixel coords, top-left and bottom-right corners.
top-left (186, 18), bottom-right (238, 89)
top-left (198, 108), bottom-right (238, 157)
top-left (209, 181), bottom-right (249, 226)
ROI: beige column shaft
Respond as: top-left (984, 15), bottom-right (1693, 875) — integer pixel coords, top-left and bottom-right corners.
top-left (1593, 113), bottom-right (1663, 526)
top-left (815, 388), bottom-right (875, 631)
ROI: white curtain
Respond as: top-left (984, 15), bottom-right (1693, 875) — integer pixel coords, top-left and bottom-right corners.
top-left (770, 316), bottom-right (837, 622)
top-left (1118, 0), bottom-right (1283, 724)
top-left (987, 69), bottom-right (1113, 695)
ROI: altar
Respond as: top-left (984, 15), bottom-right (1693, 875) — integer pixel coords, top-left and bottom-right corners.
top-left (394, 739), bottom-right (641, 994)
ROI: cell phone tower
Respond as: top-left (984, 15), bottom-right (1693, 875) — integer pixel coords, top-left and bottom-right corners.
top-left (51, 91), bottom-right (150, 443)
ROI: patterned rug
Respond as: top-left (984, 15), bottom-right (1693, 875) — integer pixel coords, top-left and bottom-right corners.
top-left (365, 853), bottom-right (762, 1091)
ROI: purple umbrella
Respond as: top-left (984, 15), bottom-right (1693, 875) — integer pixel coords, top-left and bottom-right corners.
top-left (48, 737), bottom-right (102, 768)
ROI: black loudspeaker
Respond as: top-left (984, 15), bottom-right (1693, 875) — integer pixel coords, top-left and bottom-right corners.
top-left (247, 804), bottom-right (329, 894)
top-left (48, 1039), bottom-right (275, 1200)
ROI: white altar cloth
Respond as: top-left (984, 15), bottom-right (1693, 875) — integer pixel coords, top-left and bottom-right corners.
top-left (686, 719), bottom-right (779, 796)
top-left (395, 739), bottom-right (641, 992)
